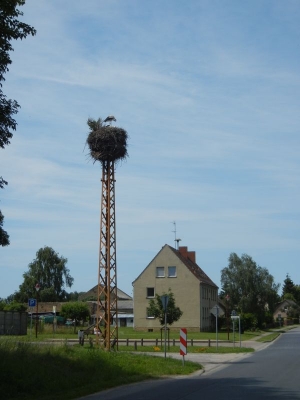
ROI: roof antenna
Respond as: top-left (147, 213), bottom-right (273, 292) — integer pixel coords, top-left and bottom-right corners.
top-left (172, 221), bottom-right (181, 249)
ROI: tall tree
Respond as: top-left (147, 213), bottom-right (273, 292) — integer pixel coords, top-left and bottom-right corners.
top-left (147, 290), bottom-right (183, 326)
top-left (15, 246), bottom-right (74, 302)
top-left (221, 253), bottom-right (280, 326)
top-left (0, 0), bottom-right (36, 244)
top-left (282, 274), bottom-right (296, 299)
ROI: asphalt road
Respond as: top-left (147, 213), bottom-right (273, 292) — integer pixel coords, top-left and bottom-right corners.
top-left (77, 327), bottom-right (300, 400)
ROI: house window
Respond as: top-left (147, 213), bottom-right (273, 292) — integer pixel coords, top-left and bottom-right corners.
top-left (147, 308), bottom-right (155, 318)
top-left (168, 266), bottom-right (177, 277)
top-left (156, 267), bottom-right (165, 277)
top-left (147, 287), bottom-right (155, 298)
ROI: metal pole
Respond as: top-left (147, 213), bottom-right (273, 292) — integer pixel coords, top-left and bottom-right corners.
top-left (35, 296), bottom-right (38, 338)
top-left (30, 309), bottom-right (32, 339)
top-left (164, 311), bottom-right (167, 359)
top-left (35, 283), bottom-right (40, 339)
top-left (232, 319), bottom-right (235, 347)
top-left (216, 306), bottom-right (218, 351)
top-left (239, 316), bottom-right (241, 348)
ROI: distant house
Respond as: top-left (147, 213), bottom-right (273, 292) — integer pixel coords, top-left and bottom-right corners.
top-left (80, 286), bottom-right (134, 328)
top-left (132, 244), bottom-right (218, 332)
top-left (273, 299), bottom-right (300, 325)
top-left (25, 287), bottom-right (133, 328)
top-left (26, 301), bottom-right (64, 316)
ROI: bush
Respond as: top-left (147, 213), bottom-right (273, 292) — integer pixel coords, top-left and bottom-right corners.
top-left (241, 313), bottom-right (258, 331)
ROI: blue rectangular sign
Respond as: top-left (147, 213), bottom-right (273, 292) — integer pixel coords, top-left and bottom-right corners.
top-left (28, 298), bottom-right (36, 307)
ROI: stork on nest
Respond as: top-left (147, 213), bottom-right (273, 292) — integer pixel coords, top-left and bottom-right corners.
top-left (104, 115), bottom-right (116, 124)
top-left (86, 117), bottom-right (128, 164)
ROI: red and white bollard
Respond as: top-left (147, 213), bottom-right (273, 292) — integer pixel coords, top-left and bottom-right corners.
top-left (180, 328), bottom-right (187, 365)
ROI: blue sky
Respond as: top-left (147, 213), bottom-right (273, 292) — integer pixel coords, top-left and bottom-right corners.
top-left (1, 0), bottom-right (300, 299)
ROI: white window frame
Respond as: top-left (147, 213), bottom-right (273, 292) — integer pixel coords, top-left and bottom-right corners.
top-left (156, 266), bottom-right (165, 278)
top-left (146, 308), bottom-right (155, 319)
top-left (168, 266), bottom-right (177, 278)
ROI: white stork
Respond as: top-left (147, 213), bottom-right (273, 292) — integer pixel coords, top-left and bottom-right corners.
top-left (104, 115), bottom-right (116, 125)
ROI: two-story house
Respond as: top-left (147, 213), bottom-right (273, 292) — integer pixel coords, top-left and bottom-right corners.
top-left (133, 244), bottom-right (218, 332)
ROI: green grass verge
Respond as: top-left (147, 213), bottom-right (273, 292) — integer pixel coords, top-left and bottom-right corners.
top-left (2, 325), bottom-right (269, 342)
top-left (256, 333), bottom-right (280, 342)
top-left (0, 340), bottom-right (202, 400)
top-left (118, 345), bottom-right (254, 354)
top-left (117, 327), bottom-right (261, 341)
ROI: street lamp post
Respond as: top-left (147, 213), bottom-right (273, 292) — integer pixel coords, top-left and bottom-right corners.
top-left (35, 283), bottom-right (40, 338)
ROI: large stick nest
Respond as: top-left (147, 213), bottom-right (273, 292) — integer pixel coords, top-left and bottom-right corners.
top-left (86, 123), bottom-right (128, 164)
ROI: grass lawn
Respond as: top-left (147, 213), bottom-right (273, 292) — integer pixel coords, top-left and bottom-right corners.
top-left (11, 325), bottom-right (263, 343)
top-left (0, 340), bottom-right (202, 400)
top-left (117, 327), bottom-right (261, 342)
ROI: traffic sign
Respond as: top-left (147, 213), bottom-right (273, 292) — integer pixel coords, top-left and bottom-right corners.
top-left (210, 305), bottom-right (219, 317)
top-left (210, 305), bottom-right (225, 317)
top-left (160, 295), bottom-right (169, 311)
top-left (28, 298), bottom-right (36, 307)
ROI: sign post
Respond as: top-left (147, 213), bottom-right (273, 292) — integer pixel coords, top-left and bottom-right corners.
top-left (231, 313), bottom-right (241, 348)
top-left (35, 283), bottom-right (40, 338)
top-left (210, 304), bottom-right (224, 351)
top-left (53, 306), bottom-right (57, 334)
top-left (231, 310), bottom-right (236, 347)
top-left (28, 298), bottom-right (36, 338)
top-left (180, 328), bottom-right (187, 366)
top-left (160, 295), bottom-right (169, 359)
top-left (215, 305), bottom-right (219, 350)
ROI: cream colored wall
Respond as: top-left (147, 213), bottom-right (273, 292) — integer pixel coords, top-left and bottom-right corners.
top-left (133, 246), bottom-right (201, 331)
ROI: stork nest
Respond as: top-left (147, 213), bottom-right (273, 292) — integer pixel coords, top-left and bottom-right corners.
top-left (86, 126), bottom-right (128, 163)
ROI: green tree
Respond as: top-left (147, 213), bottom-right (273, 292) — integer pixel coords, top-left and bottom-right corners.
top-left (60, 302), bottom-right (90, 330)
top-left (39, 287), bottom-right (58, 302)
top-left (282, 274), bottom-right (296, 299)
top-left (0, 299), bottom-right (26, 311)
top-left (221, 253), bottom-right (280, 327)
top-left (0, 0), bottom-right (36, 244)
top-left (3, 293), bottom-right (15, 304)
top-left (15, 246), bottom-right (74, 302)
top-left (65, 291), bottom-right (80, 301)
top-left (293, 285), bottom-right (300, 305)
top-left (283, 292), bottom-right (296, 302)
top-left (0, 210), bottom-right (9, 246)
top-left (147, 290), bottom-right (183, 326)
top-left (4, 301), bottom-right (27, 312)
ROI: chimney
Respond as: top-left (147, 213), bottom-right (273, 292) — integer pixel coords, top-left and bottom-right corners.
top-left (178, 246), bottom-right (196, 263)
top-left (179, 246), bottom-right (188, 258)
top-left (188, 251), bottom-right (196, 263)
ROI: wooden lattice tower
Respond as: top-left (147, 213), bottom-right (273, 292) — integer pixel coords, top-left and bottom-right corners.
top-left (97, 160), bottom-right (118, 350)
top-left (86, 116), bottom-right (128, 351)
